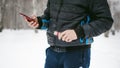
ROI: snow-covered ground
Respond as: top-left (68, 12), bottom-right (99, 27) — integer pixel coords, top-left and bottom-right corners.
top-left (0, 29), bottom-right (120, 68)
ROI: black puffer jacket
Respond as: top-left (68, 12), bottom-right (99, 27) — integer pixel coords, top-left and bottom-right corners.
top-left (37, 0), bottom-right (113, 47)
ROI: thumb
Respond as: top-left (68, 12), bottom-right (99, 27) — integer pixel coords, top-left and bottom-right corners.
top-left (54, 31), bottom-right (59, 36)
top-left (31, 15), bottom-right (38, 23)
top-left (31, 15), bottom-right (36, 20)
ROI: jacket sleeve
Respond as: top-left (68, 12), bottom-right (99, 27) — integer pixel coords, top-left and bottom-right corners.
top-left (37, 0), bottom-right (50, 29)
top-left (75, 0), bottom-right (113, 38)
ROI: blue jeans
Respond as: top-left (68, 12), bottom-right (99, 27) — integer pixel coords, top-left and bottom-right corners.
top-left (45, 47), bottom-right (91, 68)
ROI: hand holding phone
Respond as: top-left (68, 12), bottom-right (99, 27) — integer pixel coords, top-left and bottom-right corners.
top-left (19, 13), bottom-right (35, 22)
top-left (19, 13), bottom-right (39, 28)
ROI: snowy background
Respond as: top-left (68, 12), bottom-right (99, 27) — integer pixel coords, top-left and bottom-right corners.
top-left (0, 29), bottom-right (120, 68)
top-left (1, 0), bottom-right (120, 68)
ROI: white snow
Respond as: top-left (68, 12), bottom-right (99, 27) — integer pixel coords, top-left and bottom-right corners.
top-left (0, 29), bottom-right (120, 68)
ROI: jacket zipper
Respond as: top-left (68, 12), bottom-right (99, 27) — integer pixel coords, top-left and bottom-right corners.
top-left (54, 0), bottom-right (63, 46)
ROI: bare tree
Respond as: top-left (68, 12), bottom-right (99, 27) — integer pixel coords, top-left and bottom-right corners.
top-left (0, 0), bottom-right (7, 32)
top-left (104, 0), bottom-right (120, 37)
top-left (0, 0), bottom-right (47, 31)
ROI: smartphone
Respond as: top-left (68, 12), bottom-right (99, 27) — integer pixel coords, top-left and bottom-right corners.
top-left (19, 13), bottom-right (35, 22)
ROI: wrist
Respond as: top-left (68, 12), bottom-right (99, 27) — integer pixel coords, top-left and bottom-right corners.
top-left (36, 17), bottom-right (42, 29)
top-left (74, 26), bottom-right (85, 38)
